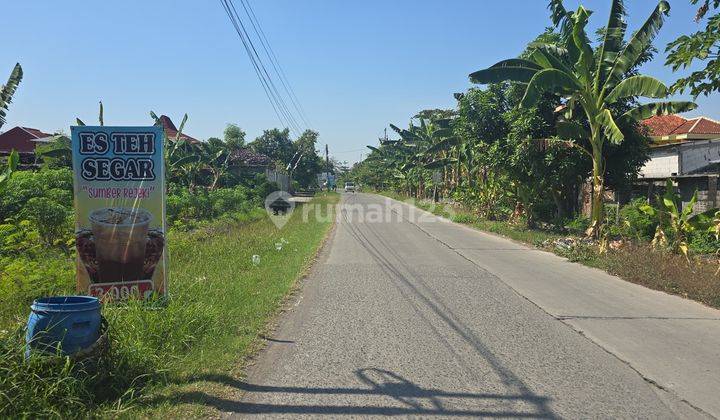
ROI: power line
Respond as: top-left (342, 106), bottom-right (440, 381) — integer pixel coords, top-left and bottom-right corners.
top-left (224, 0), bottom-right (303, 136)
top-left (241, 0), bottom-right (312, 127)
top-left (226, 0), bottom-right (303, 136)
top-left (220, 0), bottom-right (304, 136)
top-left (220, 0), bottom-right (287, 131)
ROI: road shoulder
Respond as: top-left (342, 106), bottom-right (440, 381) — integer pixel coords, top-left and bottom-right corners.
top-left (383, 194), bottom-right (719, 418)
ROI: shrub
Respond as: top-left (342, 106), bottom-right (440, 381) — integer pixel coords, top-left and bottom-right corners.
top-left (0, 220), bottom-right (40, 257)
top-left (688, 230), bottom-right (720, 255)
top-left (565, 215), bottom-right (590, 235)
top-left (451, 213), bottom-right (477, 224)
top-left (166, 185), bottom-right (259, 228)
top-left (619, 198), bottom-right (656, 240)
top-left (0, 168), bottom-right (73, 217)
top-left (0, 254), bottom-right (75, 326)
top-left (22, 197), bottom-right (71, 246)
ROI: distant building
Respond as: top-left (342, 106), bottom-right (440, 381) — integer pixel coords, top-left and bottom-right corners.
top-left (158, 115), bottom-right (199, 143)
top-left (229, 148), bottom-right (273, 168)
top-left (0, 126), bottom-right (52, 153)
top-left (229, 148), bottom-right (289, 190)
top-left (642, 115), bottom-right (720, 145)
top-left (638, 115), bottom-right (720, 180)
top-left (634, 115), bottom-right (720, 213)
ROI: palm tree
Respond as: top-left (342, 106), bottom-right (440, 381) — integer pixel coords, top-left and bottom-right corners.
top-left (470, 0), bottom-right (696, 235)
top-left (371, 117), bottom-right (457, 197)
top-left (0, 63), bottom-right (23, 130)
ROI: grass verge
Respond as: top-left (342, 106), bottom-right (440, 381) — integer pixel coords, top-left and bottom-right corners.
top-left (378, 191), bottom-right (720, 310)
top-left (0, 192), bottom-right (339, 418)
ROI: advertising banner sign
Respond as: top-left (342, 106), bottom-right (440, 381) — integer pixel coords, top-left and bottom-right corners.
top-left (71, 126), bottom-right (167, 300)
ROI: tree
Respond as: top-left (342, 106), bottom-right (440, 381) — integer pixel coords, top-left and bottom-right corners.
top-left (249, 128), bottom-right (295, 165)
top-left (470, 0), bottom-right (696, 236)
top-left (453, 86), bottom-right (509, 189)
top-left (666, 0), bottom-right (720, 97)
top-left (0, 150), bottom-right (19, 192)
top-left (36, 135), bottom-right (73, 168)
top-left (292, 129), bottom-right (323, 188)
top-left (0, 63), bottom-right (23, 130)
top-left (223, 123), bottom-right (246, 150)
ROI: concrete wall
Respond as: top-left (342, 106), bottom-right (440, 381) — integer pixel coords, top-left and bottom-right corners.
top-left (694, 190), bottom-right (719, 213)
top-left (639, 149), bottom-right (679, 178)
top-left (265, 168), bottom-right (289, 192)
top-left (680, 139), bottom-right (720, 174)
top-left (681, 176), bottom-right (719, 214)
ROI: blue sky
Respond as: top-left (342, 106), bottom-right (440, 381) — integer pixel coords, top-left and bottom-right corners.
top-left (2, 0), bottom-right (718, 163)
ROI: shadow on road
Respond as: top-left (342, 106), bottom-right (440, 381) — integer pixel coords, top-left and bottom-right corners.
top-left (149, 196), bottom-right (557, 417)
top-left (153, 368), bottom-right (552, 417)
top-left (335, 197), bottom-right (557, 418)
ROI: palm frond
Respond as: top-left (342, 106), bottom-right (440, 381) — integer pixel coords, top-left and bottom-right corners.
top-left (596, 0), bottom-right (627, 89)
top-left (470, 59), bottom-right (541, 84)
top-left (604, 1), bottom-right (670, 91)
top-left (622, 101), bottom-right (697, 121)
top-left (0, 63), bottom-right (23, 129)
top-left (604, 75), bottom-right (668, 104)
top-left (597, 109), bottom-right (624, 144)
top-left (520, 69), bottom-right (579, 108)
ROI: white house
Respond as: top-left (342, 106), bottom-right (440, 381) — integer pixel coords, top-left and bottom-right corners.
top-left (639, 115), bottom-right (720, 178)
top-left (636, 115), bottom-right (720, 212)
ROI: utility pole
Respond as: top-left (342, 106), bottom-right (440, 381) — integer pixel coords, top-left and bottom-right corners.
top-left (325, 144), bottom-right (330, 191)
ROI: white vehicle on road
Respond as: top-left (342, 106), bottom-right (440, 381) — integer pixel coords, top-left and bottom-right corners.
top-left (344, 182), bottom-right (355, 193)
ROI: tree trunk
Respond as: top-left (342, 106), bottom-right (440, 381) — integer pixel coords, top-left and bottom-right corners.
top-left (551, 190), bottom-right (565, 220)
top-left (588, 141), bottom-right (605, 238)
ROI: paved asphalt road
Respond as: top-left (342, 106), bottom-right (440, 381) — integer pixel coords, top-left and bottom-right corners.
top-left (236, 193), bottom-right (719, 419)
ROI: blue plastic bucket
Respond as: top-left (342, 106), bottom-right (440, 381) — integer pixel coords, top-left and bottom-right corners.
top-left (26, 296), bottom-right (101, 356)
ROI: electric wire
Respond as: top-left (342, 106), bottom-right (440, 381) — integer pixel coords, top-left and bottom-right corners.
top-left (225, 0), bottom-right (303, 136)
top-left (241, 0), bottom-right (312, 127)
top-left (220, 0), bottom-right (304, 136)
top-left (220, 0), bottom-right (287, 131)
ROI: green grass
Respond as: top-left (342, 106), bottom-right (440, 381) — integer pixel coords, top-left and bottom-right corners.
top-left (0, 193), bottom-right (339, 418)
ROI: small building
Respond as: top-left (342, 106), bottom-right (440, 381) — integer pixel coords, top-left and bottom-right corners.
top-left (0, 126), bottom-right (52, 153)
top-left (229, 148), bottom-right (273, 169)
top-left (158, 115), bottom-right (199, 143)
top-left (229, 148), bottom-right (289, 191)
top-left (639, 115), bottom-right (720, 178)
top-left (634, 115), bottom-right (720, 212)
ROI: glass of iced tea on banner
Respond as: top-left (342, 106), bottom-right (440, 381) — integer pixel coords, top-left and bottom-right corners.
top-left (89, 207), bottom-right (152, 283)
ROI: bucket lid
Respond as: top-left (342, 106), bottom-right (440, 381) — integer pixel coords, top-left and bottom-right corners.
top-left (31, 296), bottom-right (100, 312)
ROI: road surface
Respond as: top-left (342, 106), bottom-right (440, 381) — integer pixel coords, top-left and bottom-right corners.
top-left (236, 193), bottom-right (719, 418)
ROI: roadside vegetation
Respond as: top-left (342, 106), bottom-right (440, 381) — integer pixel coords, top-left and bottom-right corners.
top-left (0, 193), bottom-right (337, 417)
top-left (0, 71), bottom-right (337, 416)
top-left (354, 0), bottom-right (720, 309)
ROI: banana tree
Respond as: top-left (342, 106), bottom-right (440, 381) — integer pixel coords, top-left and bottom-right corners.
top-left (0, 63), bottom-right (23, 130)
top-left (639, 179), bottom-right (715, 259)
top-left (366, 140), bottom-right (417, 195)
top-left (150, 111), bottom-right (199, 187)
top-left (470, 0), bottom-right (697, 236)
top-left (0, 150), bottom-right (19, 192)
top-left (75, 101), bottom-right (105, 126)
top-left (391, 117), bottom-right (459, 197)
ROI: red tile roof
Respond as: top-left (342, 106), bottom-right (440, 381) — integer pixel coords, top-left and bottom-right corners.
top-left (21, 127), bottom-right (52, 138)
top-left (641, 115), bottom-right (687, 137)
top-left (687, 117), bottom-right (720, 134)
top-left (641, 115), bottom-right (720, 137)
top-left (159, 115), bottom-right (199, 143)
top-left (230, 148), bottom-right (273, 167)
